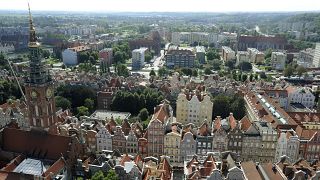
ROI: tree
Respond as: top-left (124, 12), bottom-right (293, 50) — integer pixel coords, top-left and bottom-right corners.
top-left (265, 48), bottom-right (273, 59)
top-left (238, 62), bottom-right (252, 71)
top-left (105, 170), bottom-right (119, 180)
top-left (116, 64), bottom-right (130, 77)
top-left (181, 68), bottom-right (193, 76)
top-left (192, 69), bottom-right (198, 77)
top-left (42, 49), bottom-right (50, 59)
top-left (213, 95), bottom-right (230, 118)
top-left (206, 49), bottom-right (220, 60)
top-left (91, 171), bottom-right (105, 180)
top-left (114, 51), bottom-right (125, 64)
top-left (241, 74), bottom-right (248, 82)
top-left (89, 56), bottom-right (96, 64)
top-left (204, 67), bottom-right (212, 75)
top-left (158, 67), bottom-right (168, 77)
top-left (55, 96), bottom-right (71, 110)
top-left (149, 70), bottom-right (156, 77)
top-left (0, 79), bottom-right (22, 104)
top-left (230, 96), bottom-right (246, 119)
top-left (77, 106), bottom-right (89, 117)
top-left (260, 72), bottom-right (267, 79)
top-left (145, 51), bottom-right (153, 63)
top-left (296, 66), bottom-right (307, 76)
top-left (138, 108), bottom-right (149, 121)
top-left (225, 60), bottom-right (235, 70)
top-left (84, 98), bottom-right (95, 113)
top-left (211, 59), bottom-right (221, 70)
top-left (249, 74), bottom-right (254, 82)
top-left (284, 65), bottom-right (295, 77)
top-left (78, 52), bottom-right (89, 64)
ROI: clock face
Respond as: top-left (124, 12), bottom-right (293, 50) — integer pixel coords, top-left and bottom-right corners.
top-left (46, 88), bottom-right (53, 98)
top-left (31, 90), bottom-right (37, 98)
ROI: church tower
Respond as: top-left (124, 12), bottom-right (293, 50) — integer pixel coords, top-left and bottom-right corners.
top-left (24, 4), bottom-right (57, 129)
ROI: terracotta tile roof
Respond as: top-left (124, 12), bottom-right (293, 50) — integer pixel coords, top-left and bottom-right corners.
top-left (240, 116), bottom-right (251, 131)
top-left (241, 161), bottom-right (263, 180)
top-left (299, 129), bottom-right (317, 140)
top-left (260, 163), bottom-right (286, 180)
top-left (198, 120), bottom-right (211, 136)
top-left (213, 116), bottom-right (222, 130)
top-left (1, 155), bottom-right (25, 172)
top-left (42, 157), bottom-right (66, 177)
top-left (158, 156), bottom-right (172, 180)
top-left (119, 154), bottom-right (132, 166)
top-left (1, 128), bottom-right (73, 160)
top-left (228, 113), bottom-right (237, 130)
top-left (121, 119), bottom-right (131, 136)
top-left (152, 101), bottom-right (170, 123)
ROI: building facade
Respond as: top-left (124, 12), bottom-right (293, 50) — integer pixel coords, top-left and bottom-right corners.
top-left (222, 46), bottom-right (235, 62)
top-left (271, 52), bottom-right (286, 70)
top-left (96, 126), bottom-right (113, 152)
top-left (132, 47), bottom-right (147, 70)
top-left (165, 49), bottom-right (195, 68)
top-left (164, 131), bottom-right (181, 163)
top-left (313, 43), bottom-right (320, 68)
top-left (176, 91), bottom-right (213, 127)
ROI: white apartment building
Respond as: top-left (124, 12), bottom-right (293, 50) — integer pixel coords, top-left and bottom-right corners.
top-left (96, 126), bottom-right (113, 152)
top-left (275, 131), bottom-right (300, 163)
top-left (222, 46), bottom-right (235, 62)
top-left (313, 43), bottom-right (320, 68)
top-left (271, 52), bottom-right (286, 70)
top-left (236, 51), bottom-right (249, 66)
top-left (286, 86), bottom-right (315, 109)
top-left (62, 46), bottom-right (90, 66)
top-left (247, 48), bottom-right (265, 64)
top-left (132, 47), bottom-right (147, 70)
top-left (176, 91), bottom-right (213, 126)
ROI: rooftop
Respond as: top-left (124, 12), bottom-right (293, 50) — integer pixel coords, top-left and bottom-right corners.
top-left (90, 110), bottom-right (131, 121)
top-left (13, 158), bottom-right (49, 176)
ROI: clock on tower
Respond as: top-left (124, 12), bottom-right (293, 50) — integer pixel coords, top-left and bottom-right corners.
top-left (24, 4), bottom-right (57, 130)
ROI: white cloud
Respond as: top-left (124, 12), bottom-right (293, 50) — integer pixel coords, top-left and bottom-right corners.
top-left (0, 0), bottom-right (319, 12)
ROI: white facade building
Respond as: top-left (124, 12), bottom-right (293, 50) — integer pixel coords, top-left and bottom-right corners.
top-left (236, 51), bottom-right (249, 66)
top-left (286, 86), bottom-right (315, 109)
top-left (132, 47), bottom-right (147, 70)
top-left (62, 46), bottom-right (90, 66)
top-left (96, 126), bottom-right (113, 152)
top-left (313, 43), bottom-right (320, 68)
top-left (271, 52), bottom-right (286, 70)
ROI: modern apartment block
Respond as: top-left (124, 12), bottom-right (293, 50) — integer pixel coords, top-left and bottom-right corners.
top-left (195, 46), bottom-right (206, 64)
top-left (271, 52), bottom-right (286, 70)
top-left (165, 49), bottom-right (195, 68)
top-left (313, 43), bottom-right (320, 68)
top-left (132, 47), bottom-right (147, 70)
top-left (247, 48), bottom-right (265, 64)
top-left (222, 46), bottom-right (235, 61)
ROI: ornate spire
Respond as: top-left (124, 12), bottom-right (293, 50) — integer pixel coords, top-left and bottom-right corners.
top-left (28, 3), bottom-right (39, 47)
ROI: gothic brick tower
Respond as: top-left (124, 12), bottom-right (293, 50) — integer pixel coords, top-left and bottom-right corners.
top-left (24, 4), bottom-right (57, 130)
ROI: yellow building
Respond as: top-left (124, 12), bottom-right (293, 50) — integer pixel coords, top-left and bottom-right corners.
top-left (164, 129), bottom-right (181, 164)
top-left (176, 91), bottom-right (213, 126)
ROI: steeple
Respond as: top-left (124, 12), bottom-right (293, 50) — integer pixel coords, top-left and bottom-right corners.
top-left (28, 3), bottom-right (39, 48)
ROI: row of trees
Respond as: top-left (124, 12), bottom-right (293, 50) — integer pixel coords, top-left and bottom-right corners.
top-left (0, 79), bottom-right (22, 104)
top-left (55, 85), bottom-right (96, 117)
top-left (284, 63), bottom-right (307, 77)
top-left (212, 94), bottom-right (246, 119)
top-left (110, 87), bottom-right (164, 116)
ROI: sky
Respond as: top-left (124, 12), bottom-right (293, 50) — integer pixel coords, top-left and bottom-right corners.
top-left (0, 0), bottom-right (319, 12)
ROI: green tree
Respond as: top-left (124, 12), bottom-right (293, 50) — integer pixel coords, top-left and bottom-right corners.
top-left (265, 48), bottom-right (273, 59)
top-left (206, 49), bottom-right (220, 60)
top-left (204, 67), bottom-right (212, 75)
top-left (230, 96), bottom-right (246, 119)
top-left (241, 74), bottom-right (248, 82)
top-left (181, 68), bottom-right (193, 76)
top-left (260, 72), bottom-right (267, 79)
top-left (149, 69), bottom-right (156, 76)
top-left (91, 171), bottom-right (105, 180)
top-left (138, 108), bottom-right (149, 121)
top-left (249, 74), bottom-right (254, 82)
top-left (284, 65), bottom-right (295, 77)
top-left (105, 170), bottom-right (119, 180)
top-left (213, 95), bottom-right (230, 118)
top-left (192, 69), bottom-right (198, 77)
top-left (225, 60), bottom-right (235, 70)
top-left (114, 51), bottom-right (125, 64)
top-left (116, 64), bottom-right (130, 77)
top-left (55, 96), bottom-right (71, 110)
top-left (145, 51), bottom-right (153, 63)
top-left (296, 66), bottom-right (307, 76)
top-left (158, 67), bottom-right (168, 77)
top-left (238, 62), bottom-right (252, 71)
top-left (84, 98), bottom-right (95, 113)
top-left (78, 52), bottom-right (89, 64)
top-left (211, 59), bottom-right (222, 70)
top-left (77, 106), bottom-right (89, 117)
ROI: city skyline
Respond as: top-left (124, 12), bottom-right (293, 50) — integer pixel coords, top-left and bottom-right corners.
top-left (0, 0), bottom-right (320, 12)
